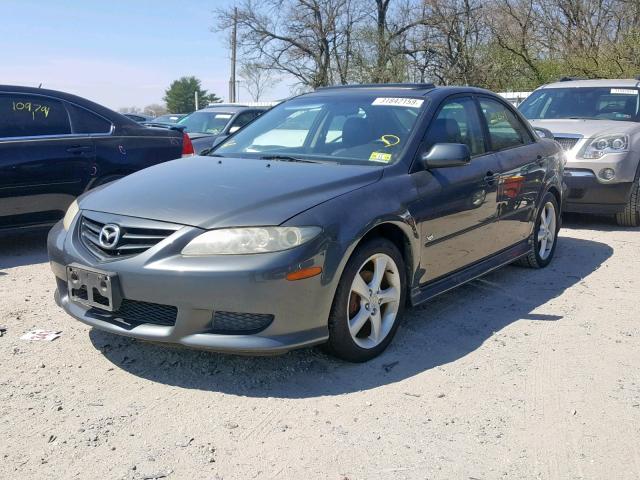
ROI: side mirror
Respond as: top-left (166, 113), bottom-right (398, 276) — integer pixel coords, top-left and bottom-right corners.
top-left (533, 127), bottom-right (554, 139)
top-left (422, 143), bottom-right (471, 169)
top-left (228, 126), bottom-right (241, 134)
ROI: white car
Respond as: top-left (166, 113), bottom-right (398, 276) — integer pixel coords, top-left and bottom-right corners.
top-left (519, 78), bottom-right (640, 226)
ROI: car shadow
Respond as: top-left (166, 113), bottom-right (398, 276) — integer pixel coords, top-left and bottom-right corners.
top-left (563, 212), bottom-right (640, 232)
top-left (0, 229), bottom-right (50, 271)
top-left (89, 236), bottom-right (612, 398)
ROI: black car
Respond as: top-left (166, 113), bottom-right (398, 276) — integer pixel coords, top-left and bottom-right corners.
top-left (48, 83), bottom-right (565, 361)
top-left (177, 104), bottom-right (269, 154)
top-left (0, 85), bottom-right (193, 232)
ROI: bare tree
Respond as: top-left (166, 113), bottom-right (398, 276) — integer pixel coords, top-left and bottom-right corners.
top-left (239, 62), bottom-right (279, 101)
top-left (216, 0), bottom-right (352, 89)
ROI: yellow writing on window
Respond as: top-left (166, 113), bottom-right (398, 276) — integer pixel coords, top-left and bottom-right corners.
top-left (12, 101), bottom-right (51, 120)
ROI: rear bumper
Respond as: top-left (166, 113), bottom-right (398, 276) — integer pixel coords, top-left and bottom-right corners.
top-left (48, 218), bottom-right (334, 354)
top-left (563, 170), bottom-right (633, 214)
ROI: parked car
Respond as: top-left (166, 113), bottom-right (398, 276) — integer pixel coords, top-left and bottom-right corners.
top-left (123, 113), bottom-right (155, 123)
top-left (0, 85), bottom-right (193, 232)
top-left (519, 78), bottom-right (640, 226)
top-left (49, 83), bottom-right (564, 361)
top-left (151, 113), bottom-right (186, 125)
top-left (177, 104), bottom-right (268, 154)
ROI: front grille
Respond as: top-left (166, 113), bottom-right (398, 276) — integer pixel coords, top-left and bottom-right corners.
top-left (554, 136), bottom-right (580, 151)
top-left (89, 299), bottom-right (178, 328)
top-left (80, 214), bottom-right (178, 261)
top-left (212, 311), bottom-right (274, 334)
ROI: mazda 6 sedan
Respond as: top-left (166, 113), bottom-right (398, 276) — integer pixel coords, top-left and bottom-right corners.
top-left (48, 83), bottom-right (565, 362)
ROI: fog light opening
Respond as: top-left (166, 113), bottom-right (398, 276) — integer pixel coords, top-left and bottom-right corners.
top-left (286, 266), bottom-right (322, 281)
top-left (599, 168), bottom-right (616, 181)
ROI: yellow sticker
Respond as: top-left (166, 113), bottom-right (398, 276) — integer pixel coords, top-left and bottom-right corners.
top-left (369, 151), bottom-right (392, 163)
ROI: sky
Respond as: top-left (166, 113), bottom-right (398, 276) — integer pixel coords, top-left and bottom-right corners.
top-left (2, 0), bottom-right (293, 110)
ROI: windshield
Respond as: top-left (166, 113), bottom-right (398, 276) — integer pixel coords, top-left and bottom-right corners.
top-left (212, 94), bottom-right (425, 165)
top-left (154, 114), bottom-right (183, 123)
top-left (178, 111), bottom-right (233, 134)
top-left (519, 87), bottom-right (640, 122)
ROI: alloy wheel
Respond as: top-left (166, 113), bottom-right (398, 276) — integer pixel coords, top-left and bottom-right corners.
top-left (537, 201), bottom-right (557, 260)
top-left (347, 253), bottom-right (401, 349)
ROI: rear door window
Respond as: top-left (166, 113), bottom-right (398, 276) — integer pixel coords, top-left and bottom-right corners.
top-left (66, 103), bottom-right (112, 134)
top-left (479, 97), bottom-right (533, 151)
top-left (0, 93), bottom-right (71, 138)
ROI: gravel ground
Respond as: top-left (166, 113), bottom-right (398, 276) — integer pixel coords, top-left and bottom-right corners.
top-left (1, 215), bottom-right (639, 480)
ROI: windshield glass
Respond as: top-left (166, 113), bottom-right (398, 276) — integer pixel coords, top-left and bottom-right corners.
top-left (178, 111), bottom-right (233, 134)
top-left (519, 87), bottom-right (640, 122)
top-left (212, 94), bottom-right (425, 165)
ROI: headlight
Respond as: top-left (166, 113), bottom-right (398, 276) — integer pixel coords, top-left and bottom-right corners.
top-left (580, 134), bottom-right (628, 159)
top-left (62, 200), bottom-right (80, 231)
top-left (181, 226), bottom-right (322, 255)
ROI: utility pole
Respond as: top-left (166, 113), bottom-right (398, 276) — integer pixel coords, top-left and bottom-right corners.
top-left (228, 7), bottom-right (238, 103)
top-left (194, 90), bottom-right (199, 110)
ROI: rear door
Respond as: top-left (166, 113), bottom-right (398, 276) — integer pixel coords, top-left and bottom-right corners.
top-left (0, 92), bottom-right (95, 229)
top-left (477, 96), bottom-right (542, 247)
top-left (411, 95), bottom-right (503, 283)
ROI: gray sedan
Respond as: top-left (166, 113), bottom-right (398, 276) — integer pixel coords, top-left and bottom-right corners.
top-left (48, 84), bottom-right (564, 361)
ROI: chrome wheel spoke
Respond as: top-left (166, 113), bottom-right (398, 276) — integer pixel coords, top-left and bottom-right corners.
top-left (369, 256), bottom-right (387, 291)
top-left (378, 286), bottom-right (399, 305)
top-left (539, 236), bottom-right (547, 257)
top-left (348, 307), bottom-right (370, 337)
top-left (351, 273), bottom-right (370, 299)
top-left (369, 310), bottom-right (382, 343)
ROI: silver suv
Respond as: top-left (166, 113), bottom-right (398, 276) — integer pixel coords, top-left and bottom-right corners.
top-left (519, 78), bottom-right (640, 226)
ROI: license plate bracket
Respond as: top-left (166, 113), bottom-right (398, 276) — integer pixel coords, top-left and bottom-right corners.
top-left (67, 263), bottom-right (122, 312)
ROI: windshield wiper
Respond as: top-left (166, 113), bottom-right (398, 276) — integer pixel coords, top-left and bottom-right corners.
top-left (260, 154), bottom-right (322, 164)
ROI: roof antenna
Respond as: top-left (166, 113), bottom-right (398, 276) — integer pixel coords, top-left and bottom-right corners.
top-left (38, 83), bottom-right (42, 88)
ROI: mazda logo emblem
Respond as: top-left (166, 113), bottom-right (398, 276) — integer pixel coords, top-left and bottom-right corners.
top-left (98, 224), bottom-right (121, 250)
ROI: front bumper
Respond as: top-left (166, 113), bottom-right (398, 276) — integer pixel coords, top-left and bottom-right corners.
top-left (563, 170), bottom-right (633, 214)
top-left (48, 216), bottom-right (333, 354)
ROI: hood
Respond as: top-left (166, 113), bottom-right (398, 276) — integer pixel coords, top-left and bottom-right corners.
top-left (80, 156), bottom-right (383, 229)
top-left (529, 118), bottom-right (638, 138)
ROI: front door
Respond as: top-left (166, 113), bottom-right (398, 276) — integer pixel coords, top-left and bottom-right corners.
top-left (409, 95), bottom-right (502, 283)
top-left (0, 92), bottom-right (95, 229)
top-left (477, 96), bottom-right (543, 247)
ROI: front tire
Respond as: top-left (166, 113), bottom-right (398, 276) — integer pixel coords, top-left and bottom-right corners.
top-left (326, 238), bottom-right (406, 362)
top-left (517, 192), bottom-right (559, 268)
top-left (615, 178), bottom-right (640, 227)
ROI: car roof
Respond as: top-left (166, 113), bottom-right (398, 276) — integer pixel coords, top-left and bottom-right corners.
top-left (539, 78), bottom-right (640, 89)
top-left (305, 83), bottom-right (502, 100)
top-left (0, 84), bottom-right (135, 123)
top-left (198, 104), bottom-right (268, 113)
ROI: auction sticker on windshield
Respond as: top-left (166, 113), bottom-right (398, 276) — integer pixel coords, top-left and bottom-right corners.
top-left (372, 97), bottom-right (424, 108)
top-left (611, 89), bottom-right (638, 95)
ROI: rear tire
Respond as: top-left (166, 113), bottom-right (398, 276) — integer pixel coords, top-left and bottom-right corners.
top-left (516, 192), bottom-right (559, 269)
top-left (326, 238), bottom-right (406, 362)
top-left (615, 179), bottom-right (640, 227)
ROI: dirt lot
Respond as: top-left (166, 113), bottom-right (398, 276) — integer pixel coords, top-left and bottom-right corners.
top-left (1, 215), bottom-right (639, 480)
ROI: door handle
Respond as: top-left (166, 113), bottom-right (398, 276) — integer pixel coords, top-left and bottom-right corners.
top-left (484, 171), bottom-right (496, 185)
top-left (66, 145), bottom-right (93, 154)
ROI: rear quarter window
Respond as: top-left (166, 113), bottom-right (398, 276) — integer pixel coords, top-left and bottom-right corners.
top-left (0, 94), bottom-right (71, 138)
top-left (65, 103), bottom-right (112, 134)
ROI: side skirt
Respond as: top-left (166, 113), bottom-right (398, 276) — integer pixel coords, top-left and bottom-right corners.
top-left (410, 240), bottom-right (530, 307)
